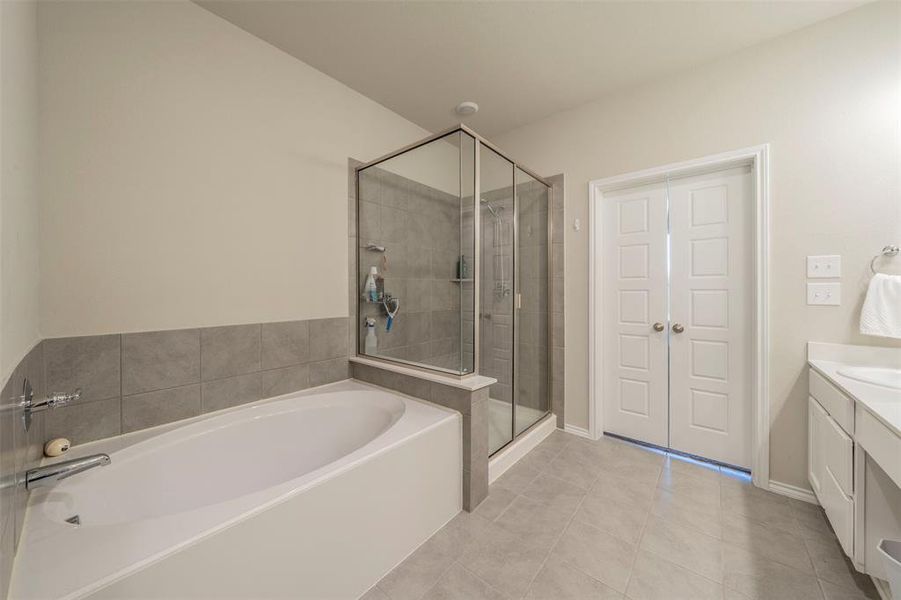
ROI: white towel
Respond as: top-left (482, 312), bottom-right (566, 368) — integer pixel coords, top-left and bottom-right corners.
top-left (860, 273), bottom-right (901, 339)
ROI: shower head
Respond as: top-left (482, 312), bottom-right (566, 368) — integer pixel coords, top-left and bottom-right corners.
top-left (480, 198), bottom-right (499, 218)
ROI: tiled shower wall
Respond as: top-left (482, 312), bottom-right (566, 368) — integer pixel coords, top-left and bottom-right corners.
top-left (356, 166), bottom-right (466, 372)
top-left (515, 178), bottom-right (550, 414)
top-left (478, 175), bottom-right (564, 425)
top-left (349, 160), bottom-right (566, 427)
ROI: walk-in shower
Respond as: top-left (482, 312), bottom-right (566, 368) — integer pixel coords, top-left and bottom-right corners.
top-left (355, 125), bottom-right (552, 455)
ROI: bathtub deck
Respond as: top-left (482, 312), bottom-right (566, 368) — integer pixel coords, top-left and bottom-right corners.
top-left (364, 430), bottom-right (877, 600)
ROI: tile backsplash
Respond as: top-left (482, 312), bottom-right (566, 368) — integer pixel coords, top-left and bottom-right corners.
top-left (42, 317), bottom-right (349, 446)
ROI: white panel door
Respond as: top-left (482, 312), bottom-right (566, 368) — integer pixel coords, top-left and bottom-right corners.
top-left (668, 166), bottom-right (752, 468)
top-left (602, 182), bottom-right (669, 447)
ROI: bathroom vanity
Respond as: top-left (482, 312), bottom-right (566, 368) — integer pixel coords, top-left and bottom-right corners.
top-left (807, 342), bottom-right (901, 584)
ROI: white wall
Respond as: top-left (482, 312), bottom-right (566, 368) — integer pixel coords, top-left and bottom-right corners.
top-left (37, 0), bottom-right (428, 337)
top-left (1, 0), bottom-right (40, 384)
top-left (379, 132), bottom-right (463, 196)
top-left (494, 1), bottom-right (901, 489)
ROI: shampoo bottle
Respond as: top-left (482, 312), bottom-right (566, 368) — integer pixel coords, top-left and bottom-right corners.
top-left (364, 266), bottom-right (379, 302)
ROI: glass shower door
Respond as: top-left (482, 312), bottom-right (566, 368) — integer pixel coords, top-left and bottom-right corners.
top-left (480, 145), bottom-right (515, 454)
top-left (514, 167), bottom-right (550, 436)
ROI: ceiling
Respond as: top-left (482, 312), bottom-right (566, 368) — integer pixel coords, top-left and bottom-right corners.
top-left (197, 1), bottom-right (864, 137)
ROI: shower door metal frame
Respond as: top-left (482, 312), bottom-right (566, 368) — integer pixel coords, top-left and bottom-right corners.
top-left (355, 125), bottom-right (555, 444)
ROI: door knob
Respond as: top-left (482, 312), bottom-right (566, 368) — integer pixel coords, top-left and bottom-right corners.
top-left (652, 322), bottom-right (665, 332)
top-left (672, 323), bottom-right (685, 334)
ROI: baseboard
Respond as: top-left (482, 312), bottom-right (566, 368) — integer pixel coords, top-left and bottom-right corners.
top-left (488, 414), bottom-right (556, 483)
top-left (768, 480), bottom-right (819, 505)
top-left (563, 424), bottom-right (594, 440)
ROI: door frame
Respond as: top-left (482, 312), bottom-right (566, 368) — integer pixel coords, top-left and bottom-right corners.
top-left (588, 144), bottom-right (770, 488)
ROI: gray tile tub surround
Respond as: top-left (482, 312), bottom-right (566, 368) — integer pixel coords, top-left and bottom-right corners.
top-left (0, 341), bottom-right (46, 600)
top-left (43, 334), bottom-right (122, 446)
top-left (41, 317), bottom-right (350, 447)
top-left (351, 363), bottom-right (489, 512)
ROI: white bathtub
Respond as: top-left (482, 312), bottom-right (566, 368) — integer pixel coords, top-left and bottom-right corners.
top-left (10, 380), bottom-right (462, 599)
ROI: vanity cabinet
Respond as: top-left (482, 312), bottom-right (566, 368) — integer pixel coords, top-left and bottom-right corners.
top-left (808, 360), bottom-right (901, 584)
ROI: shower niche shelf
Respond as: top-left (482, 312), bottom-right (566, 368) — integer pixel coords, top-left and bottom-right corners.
top-left (362, 293), bottom-right (397, 304)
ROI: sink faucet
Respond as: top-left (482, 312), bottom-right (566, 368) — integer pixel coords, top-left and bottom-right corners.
top-left (25, 454), bottom-right (111, 490)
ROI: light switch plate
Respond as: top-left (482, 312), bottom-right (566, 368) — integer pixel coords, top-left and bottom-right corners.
top-left (807, 255), bottom-right (841, 278)
top-left (807, 282), bottom-right (841, 306)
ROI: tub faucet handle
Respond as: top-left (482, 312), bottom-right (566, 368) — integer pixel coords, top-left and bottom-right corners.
top-left (19, 378), bottom-right (82, 431)
top-left (26, 388), bottom-right (82, 411)
top-left (43, 388), bottom-right (82, 409)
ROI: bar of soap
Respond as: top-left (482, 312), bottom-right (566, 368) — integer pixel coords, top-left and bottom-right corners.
top-left (44, 438), bottom-right (70, 457)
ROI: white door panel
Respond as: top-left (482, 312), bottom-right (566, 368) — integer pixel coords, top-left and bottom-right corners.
top-left (668, 166), bottom-right (752, 468)
top-left (600, 165), bottom-right (752, 469)
top-left (602, 183), bottom-right (668, 447)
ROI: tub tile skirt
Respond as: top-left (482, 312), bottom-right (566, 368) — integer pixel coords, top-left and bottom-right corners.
top-left (351, 362), bottom-right (490, 511)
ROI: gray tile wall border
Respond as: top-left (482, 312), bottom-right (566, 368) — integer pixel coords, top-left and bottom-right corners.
top-left (36, 317), bottom-right (350, 448)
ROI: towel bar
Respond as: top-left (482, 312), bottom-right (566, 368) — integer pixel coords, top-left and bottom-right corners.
top-left (870, 245), bottom-right (900, 275)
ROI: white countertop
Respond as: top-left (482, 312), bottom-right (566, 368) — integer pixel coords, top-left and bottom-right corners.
top-left (808, 342), bottom-right (901, 437)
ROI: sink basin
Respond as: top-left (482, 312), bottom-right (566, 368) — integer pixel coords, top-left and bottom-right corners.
top-left (837, 366), bottom-right (901, 390)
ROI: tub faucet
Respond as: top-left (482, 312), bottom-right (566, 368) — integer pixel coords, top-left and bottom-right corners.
top-left (25, 454), bottom-right (111, 490)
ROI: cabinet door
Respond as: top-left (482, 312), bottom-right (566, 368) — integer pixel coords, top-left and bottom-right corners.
top-left (824, 411), bottom-right (854, 497)
top-left (822, 461), bottom-right (855, 558)
top-left (809, 396), bottom-right (824, 497)
top-left (811, 396), bottom-right (855, 558)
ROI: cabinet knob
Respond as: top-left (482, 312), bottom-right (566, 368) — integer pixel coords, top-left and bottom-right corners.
top-left (653, 322), bottom-right (665, 332)
top-left (672, 323), bottom-right (685, 334)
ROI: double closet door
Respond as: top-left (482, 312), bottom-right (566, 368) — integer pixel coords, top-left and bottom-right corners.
top-left (602, 165), bottom-right (753, 469)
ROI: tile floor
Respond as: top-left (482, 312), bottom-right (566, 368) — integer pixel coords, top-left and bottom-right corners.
top-left (363, 430), bottom-right (881, 600)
